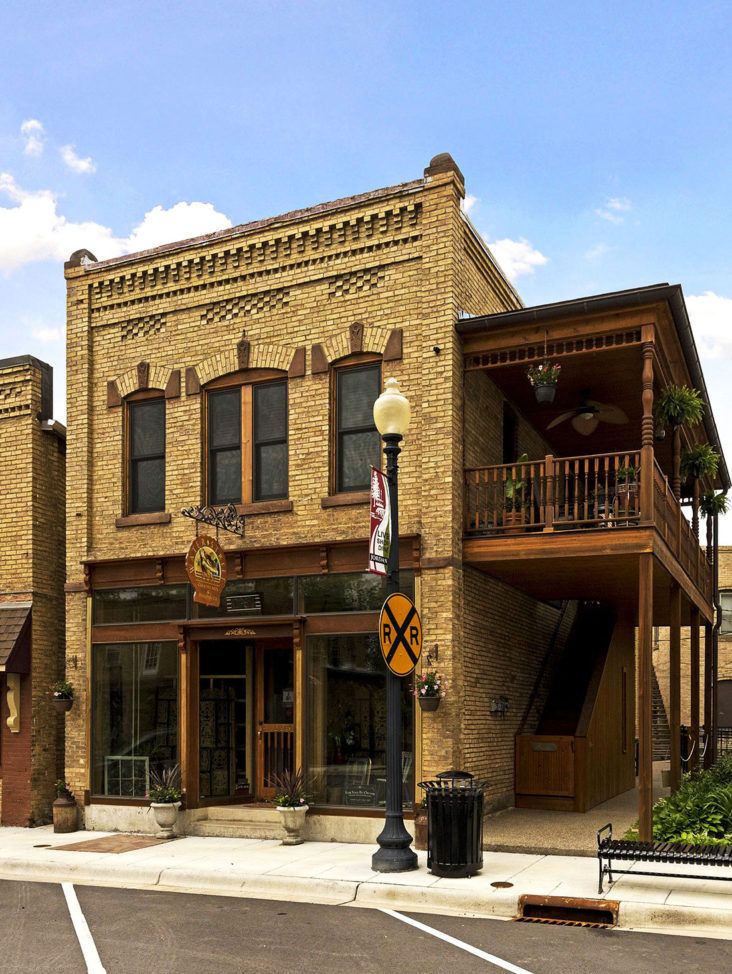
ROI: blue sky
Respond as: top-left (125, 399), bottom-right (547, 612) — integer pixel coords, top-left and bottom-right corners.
top-left (2, 1), bottom-right (731, 533)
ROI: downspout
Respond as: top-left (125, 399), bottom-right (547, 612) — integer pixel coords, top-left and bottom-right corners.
top-left (712, 510), bottom-right (721, 764)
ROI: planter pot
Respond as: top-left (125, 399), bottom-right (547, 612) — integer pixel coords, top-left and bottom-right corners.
top-left (53, 796), bottom-right (78, 834)
top-left (534, 383), bottom-right (556, 405)
top-left (52, 697), bottom-right (73, 714)
top-left (418, 696), bottom-right (441, 713)
top-left (414, 807), bottom-right (428, 850)
top-left (150, 801), bottom-right (181, 839)
top-left (276, 804), bottom-right (309, 845)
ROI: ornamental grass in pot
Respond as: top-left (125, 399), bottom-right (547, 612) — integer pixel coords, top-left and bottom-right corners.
top-left (148, 765), bottom-right (182, 839)
top-left (272, 769), bottom-right (309, 845)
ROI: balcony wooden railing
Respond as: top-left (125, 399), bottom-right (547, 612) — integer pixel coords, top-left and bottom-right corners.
top-left (464, 451), bottom-right (641, 535)
top-left (464, 450), bottom-right (713, 601)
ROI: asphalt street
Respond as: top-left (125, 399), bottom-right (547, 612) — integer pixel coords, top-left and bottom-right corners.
top-left (0, 880), bottom-right (728, 974)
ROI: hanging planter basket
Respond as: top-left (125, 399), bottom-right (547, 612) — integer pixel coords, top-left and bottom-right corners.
top-left (52, 696), bottom-right (73, 714)
top-left (534, 383), bottom-right (556, 405)
top-left (418, 696), bottom-right (441, 713)
top-left (526, 354), bottom-right (561, 405)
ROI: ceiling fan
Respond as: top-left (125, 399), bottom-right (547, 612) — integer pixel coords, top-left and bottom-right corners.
top-left (547, 395), bottom-right (628, 436)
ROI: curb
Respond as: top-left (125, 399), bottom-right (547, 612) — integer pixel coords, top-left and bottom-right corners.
top-left (0, 857), bottom-right (730, 934)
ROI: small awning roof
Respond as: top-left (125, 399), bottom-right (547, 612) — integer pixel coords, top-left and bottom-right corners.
top-left (0, 603), bottom-right (31, 673)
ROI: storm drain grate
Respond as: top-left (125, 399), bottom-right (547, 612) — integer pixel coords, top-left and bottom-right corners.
top-left (515, 894), bottom-right (618, 928)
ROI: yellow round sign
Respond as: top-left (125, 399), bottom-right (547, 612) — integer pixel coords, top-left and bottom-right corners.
top-left (379, 593), bottom-right (423, 677)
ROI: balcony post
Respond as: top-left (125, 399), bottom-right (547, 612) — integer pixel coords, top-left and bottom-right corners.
top-left (690, 606), bottom-right (701, 772)
top-left (638, 552), bottom-right (654, 842)
top-left (640, 335), bottom-right (655, 524)
top-left (543, 454), bottom-right (554, 532)
top-left (704, 621), bottom-right (714, 769)
top-left (669, 582), bottom-right (682, 792)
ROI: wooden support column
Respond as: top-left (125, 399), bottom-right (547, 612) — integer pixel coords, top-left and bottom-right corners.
top-left (543, 454), bottom-right (555, 532)
top-left (672, 426), bottom-right (682, 500)
top-left (669, 583), bottom-right (682, 792)
top-left (640, 335), bottom-right (655, 523)
top-left (690, 607), bottom-right (701, 771)
top-left (704, 622), bottom-right (714, 769)
top-left (638, 552), bottom-right (655, 841)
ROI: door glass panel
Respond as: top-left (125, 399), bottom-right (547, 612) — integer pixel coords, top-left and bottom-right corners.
top-left (199, 641), bottom-right (250, 800)
top-left (263, 648), bottom-right (293, 724)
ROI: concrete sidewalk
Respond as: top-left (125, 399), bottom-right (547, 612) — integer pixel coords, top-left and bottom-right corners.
top-left (1, 826), bottom-right (730, 937)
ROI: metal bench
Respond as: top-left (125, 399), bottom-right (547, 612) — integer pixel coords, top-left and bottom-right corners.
top-left (597, 823), bottom-right (732, 893)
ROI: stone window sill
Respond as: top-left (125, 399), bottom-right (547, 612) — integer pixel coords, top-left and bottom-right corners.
top-left (115, 512), bottom-right (172, 528)
top-left (321, 491), bottom-right (370, 508)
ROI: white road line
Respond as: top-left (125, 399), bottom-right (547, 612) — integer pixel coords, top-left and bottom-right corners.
top-left (62, 883), bottom-right (107, 974)
top-left (381, 909), bottom-right (536, 974)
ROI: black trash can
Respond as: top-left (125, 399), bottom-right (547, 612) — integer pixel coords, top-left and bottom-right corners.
top-left (419, 773), bottom-right (487, 878)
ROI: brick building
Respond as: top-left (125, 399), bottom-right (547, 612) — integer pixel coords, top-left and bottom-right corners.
top-left (63, 155), bottom-right (728, 842)
top-left (0, 356), bottom-right (66, 825)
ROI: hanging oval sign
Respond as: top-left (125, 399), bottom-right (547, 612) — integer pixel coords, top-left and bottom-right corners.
top-left (186, 534), bottom-right (227, 607)
top-left (378, 592), bottom-right (423, 677)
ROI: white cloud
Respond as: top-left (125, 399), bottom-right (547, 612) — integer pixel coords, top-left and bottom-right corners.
top-left (485, 236), bottom-right (548, 281)
top-left (687, 291), bottom-right (732, 359)
top-left (461, 194), bottom-right (478, 215)
top-left (60, 144), bottom-right (96, 174)
top-left (0, 173), bottom-right (232, 273)
top-left (32, 325), bottom-right (64, 343)
top-left (596, 196), bottom-right (632, 224)
top-left (584, 243), bottom-right (611, 262)
top-left (20, 119), bottom-right (45, 157)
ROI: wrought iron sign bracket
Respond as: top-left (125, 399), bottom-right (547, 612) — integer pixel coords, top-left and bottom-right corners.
top-left (180, 503), bottom-right (245, 537)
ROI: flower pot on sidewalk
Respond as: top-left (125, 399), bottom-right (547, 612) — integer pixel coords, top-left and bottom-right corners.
top-left (53, 795), bottom-right (78, 834)
top-left (150, 801), bottom-right (181, 839)
top-left (277, 804), bottom-right (309, 845)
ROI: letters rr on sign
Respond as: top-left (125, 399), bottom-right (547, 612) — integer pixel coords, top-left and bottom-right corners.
top-left (378, 592), bottom-right (423, 677)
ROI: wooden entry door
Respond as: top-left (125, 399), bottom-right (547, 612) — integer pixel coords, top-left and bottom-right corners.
top-left (256, 641), bottom-right (294, 799)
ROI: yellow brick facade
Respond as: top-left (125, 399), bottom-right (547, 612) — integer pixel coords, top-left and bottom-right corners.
top-left (0, 357), bottom-right (65, 824)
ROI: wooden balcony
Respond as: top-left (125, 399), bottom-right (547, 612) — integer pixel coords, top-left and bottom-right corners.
top-left (464, 450), bottom-right (713, 611)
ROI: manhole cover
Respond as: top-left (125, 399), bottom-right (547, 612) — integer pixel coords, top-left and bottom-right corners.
top-left (491, 881), bottom-right (513, 889)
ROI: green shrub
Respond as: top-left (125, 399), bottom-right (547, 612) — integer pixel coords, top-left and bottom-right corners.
top-left (650, 760), bottom-right (732, 843)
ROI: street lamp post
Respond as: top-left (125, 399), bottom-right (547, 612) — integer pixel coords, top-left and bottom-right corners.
top-left (372, 378), bottom-right (418, 873)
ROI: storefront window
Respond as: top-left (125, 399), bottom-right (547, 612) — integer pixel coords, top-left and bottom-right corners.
top-left (91, 642), bottom-right (178, 797)
top-left (301, 571), bottom-right (414, 614)
top-left (94, 586), bottom-right (188, 624)
top-left (306, 633), bottom-right (414, 808)
top-left (194, 577), bottom-right (295, 618)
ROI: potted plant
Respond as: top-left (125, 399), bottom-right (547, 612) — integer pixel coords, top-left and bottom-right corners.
top-left (526, 361), bottom-right (561, 404)
top-left (148, 764), bottom-right (182, 839)
top-left (271, 768), bottom-right (309, 845)
top-left (413, 670), bottom-right (446, 712)
top-left (701, 491), bottom-right (729, 554)
top-left (53, 780), bottom-right (78, 833)
top-left (51, 680), bottom-right (74, 713)
top-left (503, 453), bottom-right (530, 532)
top-left (682, 444), bottom-right (721, 537)
top-left (655, 385), bottom-right (705, 498)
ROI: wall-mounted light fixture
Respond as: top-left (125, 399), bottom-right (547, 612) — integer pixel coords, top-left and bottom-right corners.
top-left (425, 643), bottom-right (439, 667)
top-left (489, 695), bottom-right (509, 719)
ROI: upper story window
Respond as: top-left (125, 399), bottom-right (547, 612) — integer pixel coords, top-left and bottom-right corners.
top-left (335, 362), bottom-right (381, 493)
top-left (207, 377), bottom-right (288, 506)
top-left (128, 398), bottom-right (165, 514)
top-left (721, 591), bottom-right (732, 635)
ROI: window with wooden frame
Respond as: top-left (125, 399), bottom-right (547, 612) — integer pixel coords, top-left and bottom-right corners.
top-left (332, 359), bottom-right (382, 494)
top-left (127, 395), bottom-right (166, 514)
top-left (206, 373), bottom-right (288, 506)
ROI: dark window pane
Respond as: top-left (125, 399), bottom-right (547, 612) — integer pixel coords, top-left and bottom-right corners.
top-left (302, 571), bottom-right (414, 613)
top-left (253, 382), bottom-right (287, 442)
top-left (92, 642), bottom-right (178, 797)
top-left (255, 442), bottom-right (287, 500)
top-left (194, 577), bottom-right (295, 618)
top-left (94, 586), bottom-right (188, 624)
top-left (131, 400), bottom-right (165, 458)
top-left (337, 366), bottom-right (380, 431)
top-left (339, 430), bottom-right (381, 491)
top-left (211, 448), bottom-right (242, 505)
top-left (209, 390), bottom-right (241, 449)
top-left (132, 457), bottom-right (165, 513)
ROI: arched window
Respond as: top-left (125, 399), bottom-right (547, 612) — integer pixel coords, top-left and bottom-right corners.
top-left (126, 392), bottom-right (166, 514)
top-left (332, 356), bottom-right (381, 494)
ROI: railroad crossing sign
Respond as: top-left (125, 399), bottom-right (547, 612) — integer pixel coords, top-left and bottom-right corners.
top-left (379, 593), bottom-right (423, 676)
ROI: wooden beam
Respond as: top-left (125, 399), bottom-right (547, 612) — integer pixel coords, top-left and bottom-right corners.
top-left (638, 552), bottom-right (655, 841)
top-left (704, 622), bottom-right (714, 769)
top-left (669, 582), bottom-right (682, 792)
top-left (690, 606), bottom-right (701, 771)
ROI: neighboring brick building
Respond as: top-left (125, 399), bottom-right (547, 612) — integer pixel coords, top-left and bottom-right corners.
top-left (0, 356), bottom-right (66, 825)
top-left (63, 155), bottom-right (728, 841)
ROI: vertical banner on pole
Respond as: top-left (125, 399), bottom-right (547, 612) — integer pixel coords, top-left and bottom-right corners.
top-left (368, 467), bottom-right (391, 576)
